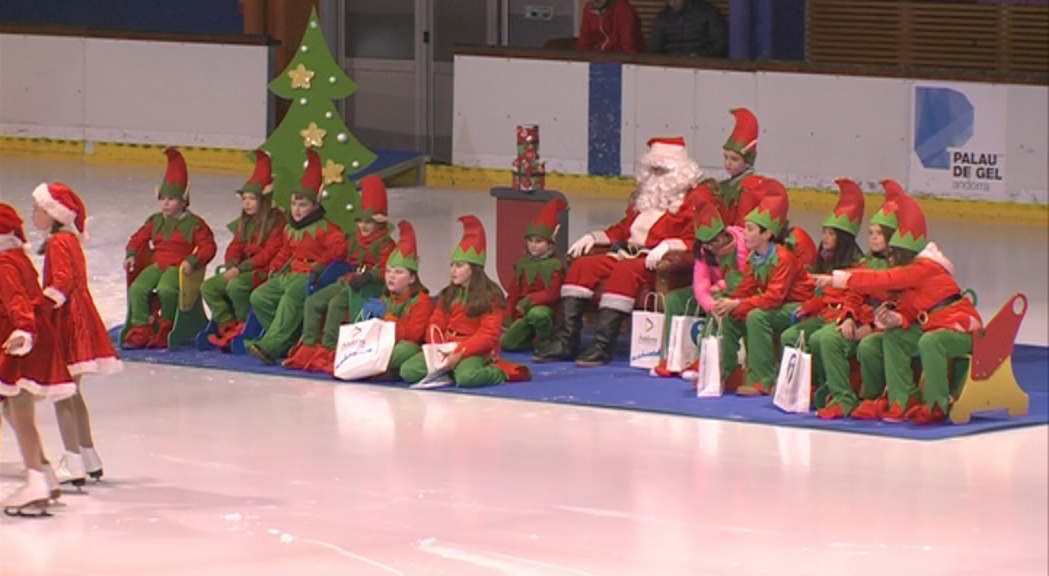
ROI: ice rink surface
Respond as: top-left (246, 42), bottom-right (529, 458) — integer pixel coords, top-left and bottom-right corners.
top-left (0, 157), bottom-right (1046, 575)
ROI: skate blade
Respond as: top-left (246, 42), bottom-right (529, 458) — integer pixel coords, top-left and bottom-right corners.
top-left (4, 500), bottom-right (52, 518)
top-left (59, 477), bottom-right (87, 488)
top-left (88, 469), bottom-right (104, 481)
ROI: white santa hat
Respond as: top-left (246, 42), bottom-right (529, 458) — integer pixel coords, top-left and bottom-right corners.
top-left (644, 136), bottom-right (690, 164)
top-left (33, 182), bottom-right (88, 239)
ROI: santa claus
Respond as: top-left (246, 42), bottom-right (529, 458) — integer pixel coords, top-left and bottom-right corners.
top-left (533, 136), bottom-right (704, 366)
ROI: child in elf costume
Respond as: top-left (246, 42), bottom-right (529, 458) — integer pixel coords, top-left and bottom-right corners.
top-left (500, 198), bottom-right (567, 352)
top-left (811, 180), bottom-right (901, 419)
top-left (367, 220), bottom-right (434, 378)
top-left (31, 183), bottom-right (123, 486)
top-left (718, 108), bottom-right (759, 226)
top-left (819, 194), bottom-right (981, 424)
top-left (737, 175), bottom-right (818, 272)
top-left (400, 216), bottom-right (508, 387)
top-left (651, 183), bottom-right (748, 378)
top-left (246, 149), bottom-right (348, 364)
top-left (779, 178), bottom-right (866, 360)
top-left (283, 175), bottom-right (395, 372)
top-left (202, 150), bottom-right (286, 349)
top-left (123, 147), bottom-right (217, 349)
top-left (0, 203), bottom-right (75, 516)
top-left (711, 185), bottom-right (815, 396)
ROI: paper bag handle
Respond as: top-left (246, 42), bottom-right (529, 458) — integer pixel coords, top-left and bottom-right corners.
top-left (642, 291), bottom-right (666, 312)
top-left (702, 315), bottom-right (723, 338)
top-left (428, 325), bottom-right (447, 344)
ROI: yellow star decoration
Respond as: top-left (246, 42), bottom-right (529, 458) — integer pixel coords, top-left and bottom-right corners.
top-left (322, 159), bottom-right (345, 185)
top-left (300, 122), bottom-right (326, 148)
top-left (287, 63), bottom-right (315, 89)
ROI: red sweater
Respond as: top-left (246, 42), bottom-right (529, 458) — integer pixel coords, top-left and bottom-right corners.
top-left (382, 289), bottom-right (434, 343)
top-left (731, 244), bottom-right (815, 319)
top-left (268, 217), bottom-right (348, 275)
top-left (126, 211), bottom-right (216, 272)
top-left (426, 297), bottom-right (504, 359)
top-left (577, 0), bottom-right (643, 53)
top-left (504, 256), bottom-right (563, 320)
top-left (224, 209), bottom-right (286, 275)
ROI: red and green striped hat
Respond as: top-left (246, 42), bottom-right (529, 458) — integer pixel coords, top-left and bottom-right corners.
top-left (889, 195), bottom-right (928, 253)
top-left (387, 220), bottom-right (419, 271)
top-left (158, 147), bottom-right (189, 203)
top-left (691, 183), bottom-right (725, 243)
top-left (745, 177), bottom-right (788, 236)
top-left (358, 175), bottom-right (389, 222)
top-left (723, 108), bottom-right (758, 165)
top-left (870, 179), bottom-right (905, 230)
top-left (526, 198), bottom-right (567, 241)
top-left (823, 178), bottom-right (865, 236)
top-left (238, 150), bottom-right (274, 196)
top-left (294, 149), bottom-right (324, 203)
top-left (452, 215), bottom-right (486, 266)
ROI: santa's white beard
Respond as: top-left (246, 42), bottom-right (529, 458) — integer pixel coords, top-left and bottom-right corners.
top-left (634, 158), bottom-right (703, 212)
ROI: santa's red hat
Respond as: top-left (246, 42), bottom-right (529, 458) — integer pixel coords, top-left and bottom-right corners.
top-left (645, 136), bottom-right (689, 164)
top-left (0, 203), bottom-right (29, 253)
top-left (358, 175), bottom-right (389, 222)
top-left (33, 182), bottom-right (88, 238)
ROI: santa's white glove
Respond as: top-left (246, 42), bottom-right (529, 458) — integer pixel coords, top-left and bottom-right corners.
top-left (568, 234), bottom-right (597, 258)
top-left (3, 330), bottom-right (34, 356)
top-left (645, 241), bottom-right (672, 270)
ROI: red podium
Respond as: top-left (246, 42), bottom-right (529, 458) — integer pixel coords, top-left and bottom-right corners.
top-left (489, 187), bottom-right (569, 292)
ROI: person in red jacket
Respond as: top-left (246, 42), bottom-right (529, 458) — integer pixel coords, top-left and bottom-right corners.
top-left (501, 198), bottom-right (567, 352)
top-left (0, 203), bottom-right (75, 516)
top-left (712, 186), bottom-right (815, 396)
top-left (400, 216), bottom-right (508, 387)
top-left (246, 149), bottom-right (348, 364)
top-left (31, 183), bottom-right (123, 487)
top-left (818, 195), bottom-right (982, 425)
top-left (577, 0), bottom-right (643, 53)
top-left (372, 220), bottom-right (434, 378)
top-left (738, 175), bottom-right (818, 272)
top-left (202, 150), bottom-right (286, 350)
top-left (718, 108), bottom-right (759, 226)
top-left (123, 147), bottom-right (217, 349)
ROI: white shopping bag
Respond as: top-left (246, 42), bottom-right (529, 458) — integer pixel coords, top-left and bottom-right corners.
top-left (696, 317), bottom-right (723, 398)
top-left (630, 293), bottom-right (666, 369)
top-left (334, 318), bottom-right (396, 381)
top-left (773, 331), bottom-right (813, 413)
top-left (411, 327), bottom-right (457, 389)
top-left (665, 299), bottom-right (703, 373)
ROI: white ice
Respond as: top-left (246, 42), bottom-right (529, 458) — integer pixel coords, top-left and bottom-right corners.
top-left (0, 157), bottom-right (1046, 575)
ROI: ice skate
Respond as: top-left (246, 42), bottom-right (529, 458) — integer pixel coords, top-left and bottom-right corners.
top-left (55, 451), bottom-right (87, 488)
top-left (3, 469), bottom-right (52, 517)
top-left (44, 464), bottom-right (62, 501)
top-left (82, 446), bottom-right (104, 481)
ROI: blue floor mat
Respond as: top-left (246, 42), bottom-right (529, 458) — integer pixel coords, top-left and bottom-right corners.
top-left (350, 148), bottom-right (424, 181)
top-left (113, 327), bottom-right (1048, 441)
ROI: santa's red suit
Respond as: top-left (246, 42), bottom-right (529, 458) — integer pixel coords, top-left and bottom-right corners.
top-left (562, 137), bottom-right (703, 313)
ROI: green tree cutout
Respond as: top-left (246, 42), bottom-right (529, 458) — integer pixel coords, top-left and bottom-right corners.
top-left (262, 6), bottom-right (376, 235)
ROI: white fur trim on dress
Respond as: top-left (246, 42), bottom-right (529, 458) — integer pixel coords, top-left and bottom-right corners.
top-left (43, 286), bottom-right (67, 308)
top-left (4, 330), bottom-right (33, 356)
top-left (0, 233), bottom-right (28, 253)
top-left (918, 242), bottom-right (954, 275)
top-left (599, 293), bottom-right (636, 313)
top-left (69, 356), bottom-right (124, 377)
top-left (831, 270), bottom-right (851, 289)
top-left (590, 231), bottom-right (611, 245)
top-left (561, 284), bottom-right (595, 300)
top-left (33, 182), bottom-right (78, 227)
top-left (0, 377), bottom-right (76, 402)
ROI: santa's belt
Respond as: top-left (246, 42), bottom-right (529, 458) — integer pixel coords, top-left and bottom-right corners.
top-left (918, 293), bottom-right (962, 325)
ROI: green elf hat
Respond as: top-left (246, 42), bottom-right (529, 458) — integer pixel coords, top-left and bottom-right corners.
top-left (870, 179), bottom-right (905, 229)
top-left (723, 108), bottom-right (759, 166)
top-left (889, 194), bottom-right (928, 253)
top-left (358, 175), bottom-right (389, 222)
top-left (692, 184), bottom-right (725, 243)
top-left (525, 198), bottom-right (567, 241)
top-left (157, 147), bottom-right (190, 203)
top-left (237, 150), bottom-right (274, 197)
top-left (824, 178), bottom-right (865, 236)
top-left (745, 177), bottom-right (789, 236)
top-left (293, 149), bottom-right (324, 203)
top-left (387, 220), bottom-right (419, 272)
top-left (451, 214), bottom-right (487, 266)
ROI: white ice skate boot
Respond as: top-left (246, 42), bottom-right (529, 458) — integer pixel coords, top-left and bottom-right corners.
top-left (43, 463), bottom-right (62, 501)
top-left (55, 451), bottom-right (87, 488)
top-left (81, 446), bottom-right (104, 481)
top-left (3, 469), bottom-right (51, 517)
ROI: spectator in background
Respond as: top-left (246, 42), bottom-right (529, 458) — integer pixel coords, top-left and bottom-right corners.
top-left (650, 0), bottom-right (728, 57)
top-left (577, 0), bottom-right (643, 53)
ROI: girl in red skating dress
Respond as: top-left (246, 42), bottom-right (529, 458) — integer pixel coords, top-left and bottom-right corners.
top-left (32, 183), bottom-right (123, 487)
top-left (0, 203), bottom-right (75, 516)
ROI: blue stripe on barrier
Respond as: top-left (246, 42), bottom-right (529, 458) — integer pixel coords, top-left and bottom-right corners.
top-left (587, 62), bottom-right (622, 177)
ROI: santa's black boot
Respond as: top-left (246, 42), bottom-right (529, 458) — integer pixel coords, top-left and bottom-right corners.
top-left (575, 307), bottom-right (628, 367)
top-left (532, 297), bottom-right (586, 362)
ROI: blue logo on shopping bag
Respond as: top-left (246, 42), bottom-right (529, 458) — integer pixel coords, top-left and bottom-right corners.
top-left (690, 318), bottom-right (705, 345)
